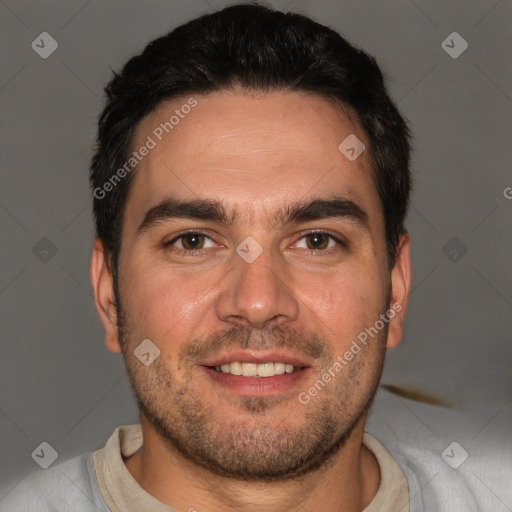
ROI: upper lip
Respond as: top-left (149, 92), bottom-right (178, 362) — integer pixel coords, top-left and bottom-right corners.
top-left (200, 350), bottom-right (312, 368)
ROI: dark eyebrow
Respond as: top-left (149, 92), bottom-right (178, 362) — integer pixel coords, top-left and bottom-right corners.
top-left (278, 196), bottom-right (368, 230)
top-left (136, 198), bottom-right (233, 237)
top-left (135, 195), bottom-right (369, 237)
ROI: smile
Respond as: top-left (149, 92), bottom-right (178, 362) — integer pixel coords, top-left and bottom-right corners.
top-left (210, 362), bottom-right (300, 377)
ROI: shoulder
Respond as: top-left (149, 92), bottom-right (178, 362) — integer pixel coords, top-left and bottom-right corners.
top-left (366, 387), bottom-right (512, 511)
top-left (0, 452), bottom-right (108, 512)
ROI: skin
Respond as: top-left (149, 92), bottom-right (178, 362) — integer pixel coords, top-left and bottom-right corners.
top-left (91, 90), bottom-right (411, 512)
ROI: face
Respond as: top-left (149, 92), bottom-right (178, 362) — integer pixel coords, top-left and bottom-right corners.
top-left (92, 90), bottom-right (410, 481)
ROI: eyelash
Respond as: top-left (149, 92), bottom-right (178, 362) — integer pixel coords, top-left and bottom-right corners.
top-left (163, 230), bottom-right (347, 256)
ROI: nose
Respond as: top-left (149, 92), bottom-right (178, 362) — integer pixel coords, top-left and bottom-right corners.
top-left (215, 242), bottom-right (300, 329)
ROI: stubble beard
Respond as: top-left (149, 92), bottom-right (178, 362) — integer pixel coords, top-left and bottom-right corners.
top-left (114, 288), bottom-right (388, 482)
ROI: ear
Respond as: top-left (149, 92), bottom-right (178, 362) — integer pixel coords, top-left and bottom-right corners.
top-left (90, 238), bottom-right (122, 353)
top-left (386, 233), bottom-right (411, 350)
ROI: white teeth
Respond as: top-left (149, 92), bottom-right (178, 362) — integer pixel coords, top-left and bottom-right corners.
top-left (274, 362), bottom-right (285, 375)
top-left (241, 363), bottom-right (258, 377)
top-left (257, 362), bottom-right (275, 377)
top-left (229, 362), bottom-right (242, 375)
top-left (212, 362), bottom-right (299, 377)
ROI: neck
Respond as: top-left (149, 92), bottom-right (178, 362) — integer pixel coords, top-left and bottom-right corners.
top-left (124, 414), bottom-right (380, 512)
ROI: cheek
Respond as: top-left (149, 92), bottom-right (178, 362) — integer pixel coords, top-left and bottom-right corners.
top-left (121, 264), bottom-right (213, 341)
top-left (301, 266), bottom-right (385, 338)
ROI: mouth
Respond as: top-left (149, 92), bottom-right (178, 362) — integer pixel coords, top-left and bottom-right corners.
top-left (208, 361), bottom-right (301, 378)
top-left (200, 352), bottom-right (312, 396)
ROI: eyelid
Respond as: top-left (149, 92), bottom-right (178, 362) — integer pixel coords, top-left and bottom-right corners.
top-left (164, 229), bottom-right (219, 248)
top-left (164, 228), bottom-right (347, 253)
top-left (292, 229), bottom-right (348, 250)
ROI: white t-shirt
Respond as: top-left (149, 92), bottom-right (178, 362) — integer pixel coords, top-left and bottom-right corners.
top-left (93, 425), bottom-right (409, 512)
top-left (1, 389), bottom-right (509, 511)
top-left (0, 425), bottom-right (408, 512)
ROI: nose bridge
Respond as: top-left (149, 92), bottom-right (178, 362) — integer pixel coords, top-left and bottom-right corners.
top-left (215, 237), bottom-right (299, 328)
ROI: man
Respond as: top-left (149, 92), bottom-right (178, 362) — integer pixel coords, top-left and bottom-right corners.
top-left (1, 3), bottom-right (488, 511)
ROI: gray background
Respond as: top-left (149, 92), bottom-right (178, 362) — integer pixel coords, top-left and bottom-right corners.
top-left (1, 0), bottom-right (511, 505)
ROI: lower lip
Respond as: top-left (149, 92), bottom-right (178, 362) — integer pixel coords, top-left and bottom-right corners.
top-left (201, 366), bottom-right (312, 396)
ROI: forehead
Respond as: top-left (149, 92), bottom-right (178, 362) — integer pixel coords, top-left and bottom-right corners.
top-left (125, 90), bottom-right (381, 231)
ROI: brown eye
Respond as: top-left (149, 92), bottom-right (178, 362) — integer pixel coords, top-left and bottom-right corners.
top-left (305, 233), bottom-right (330, 250)
top-left (165, 232), bottom-right (216, 252)
top-left (180, 233), bottom-right (205, 250)
top-left (295, 231), bottom-right (343, 251)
